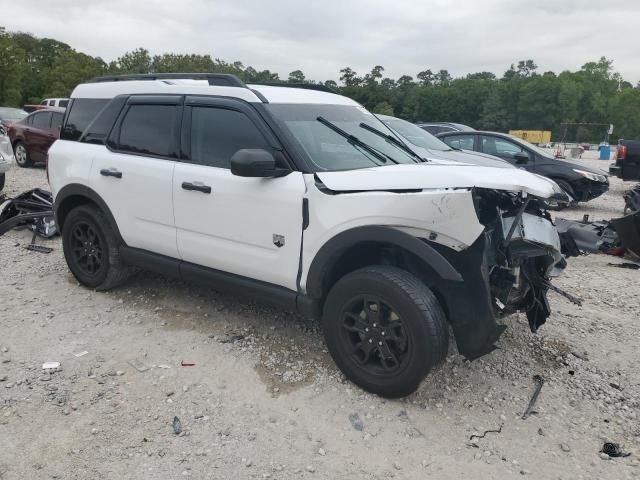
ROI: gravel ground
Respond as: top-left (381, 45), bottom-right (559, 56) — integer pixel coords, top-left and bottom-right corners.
top-left (0, 154), bottom-right (639, 480)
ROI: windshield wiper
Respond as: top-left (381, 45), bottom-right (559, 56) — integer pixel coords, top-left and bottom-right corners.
top-left (316, 116), bottom-right (398, 165)
top-left (359, 121), bottom-right (424, 163)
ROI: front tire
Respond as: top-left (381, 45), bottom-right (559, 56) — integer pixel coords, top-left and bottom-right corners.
top-left (62, 204), bottom-right (130, 290)
top-left (14, 142), bottom-right (32, 168)
top-left (322, 265), bottom-right (448, 398)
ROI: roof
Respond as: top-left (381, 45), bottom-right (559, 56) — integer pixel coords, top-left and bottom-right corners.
top-left (29, 107), bottom-right (65, 114)
top-left (71, 79), bottom-right (358, 106)
top-left (418, 122), bottom-right (475, 131)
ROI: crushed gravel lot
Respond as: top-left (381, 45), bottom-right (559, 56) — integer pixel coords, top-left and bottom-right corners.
top-left (1, 153), bottom-right (639, 479)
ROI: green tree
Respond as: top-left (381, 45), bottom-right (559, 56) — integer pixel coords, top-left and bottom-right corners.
top-left (287, 69), bottom-right (306, 83)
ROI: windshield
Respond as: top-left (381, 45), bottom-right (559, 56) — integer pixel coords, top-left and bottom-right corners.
top-left (378, 115), bottom-right (451, 152)
top-left (266, 104), bottom-right (418, 171)
top-left (507, 134), bottom-right (553, 157)
top-left (0, 108), bottom-right (28, 122)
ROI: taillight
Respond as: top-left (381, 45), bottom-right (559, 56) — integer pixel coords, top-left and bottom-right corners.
top-left (617, 145), bottom-right (627, 160)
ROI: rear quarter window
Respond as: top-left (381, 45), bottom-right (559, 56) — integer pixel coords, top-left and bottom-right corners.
top-left (61, 98), bottom-right (109, 141)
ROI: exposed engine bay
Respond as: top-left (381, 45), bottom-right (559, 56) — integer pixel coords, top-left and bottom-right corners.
top-left (473, 188), bottom-right (569, 333)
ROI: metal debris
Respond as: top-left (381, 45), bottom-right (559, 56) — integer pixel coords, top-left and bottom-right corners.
top-left (522, 375), bottom-right (545, 419)
top-left (601, 442), bottom-right (631, 458)
top-left (469, 425), bottom-right (503, 441)
top-left (608, 262), bottom-right (640, 270)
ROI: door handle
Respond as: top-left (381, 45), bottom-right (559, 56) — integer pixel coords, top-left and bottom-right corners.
top-left (181, 182), bottom-right (211, 194)
top-left (100, 168), bottom-right (122, 179)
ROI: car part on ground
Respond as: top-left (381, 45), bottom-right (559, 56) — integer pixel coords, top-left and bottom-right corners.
top-left (610, 212), bottom-right (640, 258)
top-left (0, 188), bottom-right (57, 238)
top-left (556, 210), bottom-right (640, 259)
top-left (610, 140), bottom-right (640, 181)
top-left (623, 184), bottom-right (640, 214)
top-left (555, 218), bottom-right (620, 255)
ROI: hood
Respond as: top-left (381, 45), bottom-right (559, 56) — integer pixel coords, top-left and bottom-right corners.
top-left (536, 154), bottom-right (608, 176)
top-left (316, 163), bottom-right (558, 198)
top-left (555, 159), bottom-right (608, 176)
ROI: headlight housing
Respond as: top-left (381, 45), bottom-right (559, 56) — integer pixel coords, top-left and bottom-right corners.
top-left (573, 168), bottom-right (607, 183)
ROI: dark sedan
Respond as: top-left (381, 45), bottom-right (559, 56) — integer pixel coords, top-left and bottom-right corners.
top-left (437, 130), bottom-right (609, 204)
top-left (7, 108), bottom-right (64, 168)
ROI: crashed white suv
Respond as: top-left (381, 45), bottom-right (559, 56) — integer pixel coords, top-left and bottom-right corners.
top-left (48, 73), bottom-right (567, 397)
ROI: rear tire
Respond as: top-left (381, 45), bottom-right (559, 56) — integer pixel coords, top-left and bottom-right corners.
top-left (62, 204), bottom-right (131, 290)
top-left (14, 142), bottom-right (32, 168)
top-left (322, 265), bottom-right (448, 398)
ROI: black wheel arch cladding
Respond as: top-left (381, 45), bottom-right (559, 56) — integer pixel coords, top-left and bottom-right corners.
top-left (54, 183), bottom-right (126, 246)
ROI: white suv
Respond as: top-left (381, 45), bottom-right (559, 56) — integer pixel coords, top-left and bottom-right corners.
top-left (48, 73), bottom-right (566, 397)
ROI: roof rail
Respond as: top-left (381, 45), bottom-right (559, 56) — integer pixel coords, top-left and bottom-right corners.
top-left (89, 73), bottom-right (247, 88)
top-left (250, 82), bottom-right (337, 94)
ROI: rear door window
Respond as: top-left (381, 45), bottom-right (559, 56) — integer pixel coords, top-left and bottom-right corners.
top-left (188, 107), bottom-right (270, 168)
top-left (442, 134), bottom-right (475, 150)
top-left (61, 99), bottom-right (109, 141)
top-left (115, 104), bottom-right (179, 158)
top-left (481, 135), bottom-right (530, 162)
top-left (31, 112), bottom-right (52, 129)
top-left (51, 112), bottom-right (64, 130)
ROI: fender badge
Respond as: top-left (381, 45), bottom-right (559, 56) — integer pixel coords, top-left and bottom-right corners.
top-left (273, 234), bottom-right (285, 248)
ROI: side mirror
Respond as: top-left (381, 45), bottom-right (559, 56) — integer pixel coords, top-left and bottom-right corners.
top-left (514, 152), bottom-right (530, 164)
top-left (230, 149), bottom-right (289, 178)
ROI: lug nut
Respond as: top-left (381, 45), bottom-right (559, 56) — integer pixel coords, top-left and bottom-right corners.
top-left (368, 339), bottom-right (373, 344)
top-left (378, 341), bottom-right (383, 346)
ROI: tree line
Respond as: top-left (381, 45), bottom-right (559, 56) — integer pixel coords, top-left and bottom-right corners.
top-left (2, 26), bottom-right (639, 142)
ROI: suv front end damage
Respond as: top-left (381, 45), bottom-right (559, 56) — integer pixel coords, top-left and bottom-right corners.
top-left (432, 188), bottom-right (567, 359)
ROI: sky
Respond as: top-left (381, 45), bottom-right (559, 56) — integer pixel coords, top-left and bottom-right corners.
top-left (2, 0), bottom-right (640, 83)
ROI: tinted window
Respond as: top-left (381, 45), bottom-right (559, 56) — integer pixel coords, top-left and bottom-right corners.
top-left (61, 98), bottom-right (109, 141)
top-left (189, 107), bottom-right (270, 168)
top-left (59, 100), bottom-right (69, 108)
top-left (481, 136), bottom-right (530, 162)
top-left (32, 112), bottom-right (52, 129)
top-left (40, 100), bottom-right (48, 105)
top-left (117, 104), bottom-right (178, 157)
top-left (51, 112), bottom-right (64, 130)
top-left (48, 100), bottom-right (55, 106)
top-left (81, 97), bottom-right (127, 145)
top-left (443, 134), bottom-right (475, 150)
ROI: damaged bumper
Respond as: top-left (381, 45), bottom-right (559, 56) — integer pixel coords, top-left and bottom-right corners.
top-left (435, 189), bottom-right (566, 359)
